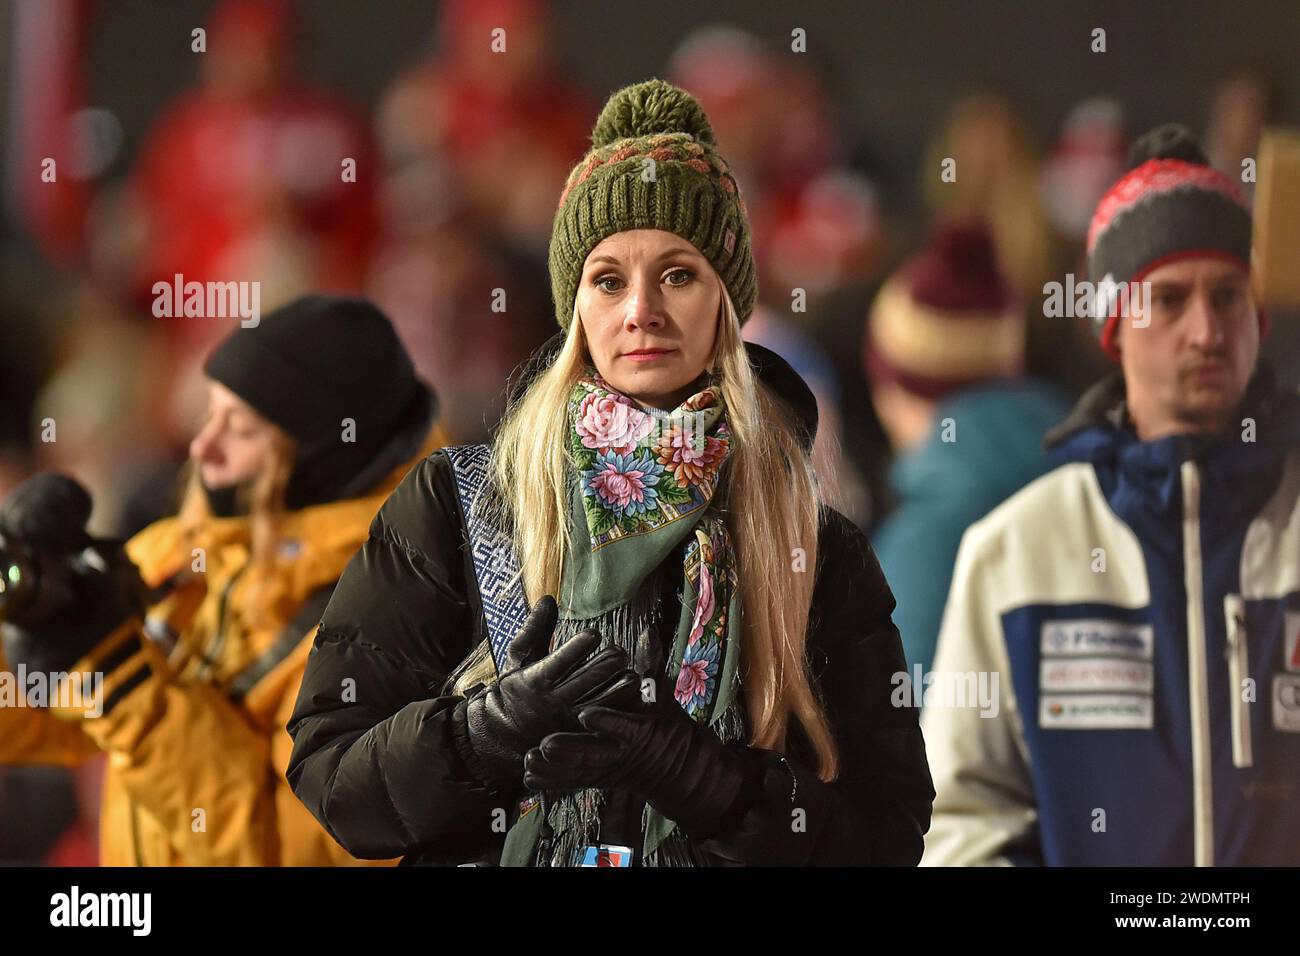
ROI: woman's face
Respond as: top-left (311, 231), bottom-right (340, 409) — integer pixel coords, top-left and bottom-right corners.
top-left (189, 381), bottom-right (279, 489)
top-left (576, 229), bottom-right (722, 410)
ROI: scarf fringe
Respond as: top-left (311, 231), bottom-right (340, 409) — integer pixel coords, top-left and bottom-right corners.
top-left (543, 582), bottom-right (665, 868)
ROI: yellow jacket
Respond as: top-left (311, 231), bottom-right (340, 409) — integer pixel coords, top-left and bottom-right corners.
top-left (0, 426), bottom-right (448, 865)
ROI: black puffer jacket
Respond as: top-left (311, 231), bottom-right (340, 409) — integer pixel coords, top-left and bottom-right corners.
top-left (286, 340), bottom-right (934, 865)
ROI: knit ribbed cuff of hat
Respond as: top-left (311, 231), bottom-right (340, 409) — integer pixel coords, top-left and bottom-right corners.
top-left (866, 277), bottom-right (1024, 401)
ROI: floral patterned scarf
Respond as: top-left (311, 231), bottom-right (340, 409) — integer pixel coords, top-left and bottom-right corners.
top-left (536, 365), bottom-right (749, 866)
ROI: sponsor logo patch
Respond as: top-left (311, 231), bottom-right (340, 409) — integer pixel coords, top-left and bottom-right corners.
top-left (1038, 620), bottom-right (1154, 729)
top-left (1040, 657), bottom-right (1154, 693)
top-left (1040, 694), bottom-right (1154, 729)
top-left (1285, 611), bottom-right (1300, 672)
top-left (1272, 674), bottom-right (1300, 733)
top-left (1040, 619), bottom-right (1154, 660)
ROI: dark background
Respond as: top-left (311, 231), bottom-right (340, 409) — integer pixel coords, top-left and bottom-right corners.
top-left (7, 0), bottom-right (1300, 225)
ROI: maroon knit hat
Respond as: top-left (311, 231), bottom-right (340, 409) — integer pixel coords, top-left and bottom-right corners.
top-left (865, 220), bottom-right (1023, 401)
top-left (1086, 124), bottom-right (1262, 359)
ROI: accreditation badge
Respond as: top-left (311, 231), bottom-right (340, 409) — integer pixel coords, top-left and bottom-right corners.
top-left (579, 844), bottom-right (634, 867)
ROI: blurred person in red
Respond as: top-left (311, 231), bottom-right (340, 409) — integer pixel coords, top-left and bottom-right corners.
top-left (367, 0), bottom-right (591, 446)
top-left (668, 25), bottom-right (888, 316)
top-left (1037, 97), bottom-right (1128, 397)
top-left (367, 224), bottom-right (554, 443)
top-left (126, 0), bottom-right (378, 350)
top-left (6, 0), bottom-right (95, 267)
top-left (121, 0), bottom-right (381, 492)
top-left (1040, 98), bottom-right (1128, 251)
top-left (375, 0), bottom-right (593, 252)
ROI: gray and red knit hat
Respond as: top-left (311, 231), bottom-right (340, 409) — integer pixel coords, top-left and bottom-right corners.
top-left (865, 220), bottom-right (1024, 401)
top-left (1086, 123), bottom-right (1261, 359)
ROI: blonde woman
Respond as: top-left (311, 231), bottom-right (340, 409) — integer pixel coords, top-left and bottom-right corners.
top-left (287, 80), bottom-right (933, 866)
top-left (0, 295), bottom-right (444, 865)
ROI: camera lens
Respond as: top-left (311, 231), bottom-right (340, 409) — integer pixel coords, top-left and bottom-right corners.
top-left (0, 538), bottom-right (38, 622)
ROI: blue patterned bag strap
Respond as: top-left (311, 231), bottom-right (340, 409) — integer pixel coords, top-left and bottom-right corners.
top-left (442, 443), bottom-right (530, 675)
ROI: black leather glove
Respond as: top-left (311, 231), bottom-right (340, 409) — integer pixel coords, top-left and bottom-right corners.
top-left (522, 692), bottom-right (768, 840)
top-left (0, 474), bottom-right (144, 674)
top-left (458, 595), bottom-right (642, 789)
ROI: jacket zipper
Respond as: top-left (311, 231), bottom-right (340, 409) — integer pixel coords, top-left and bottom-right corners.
top-left (1181, 461), bottom-right (1214, 867)
top-left (1223, 594), bottom-right (1253, 768)
top-left (197, 566), bottom-right (245, 682)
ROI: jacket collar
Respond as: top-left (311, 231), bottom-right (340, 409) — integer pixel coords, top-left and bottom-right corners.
top-left (1046, 362), bottom-right (1298, 460)
top-left (1044, 362), bottom-right (1300, 517)
top-left (506, 331), bottom-right (820, 452)
top-left (134, 425), bottom-right (448, 594)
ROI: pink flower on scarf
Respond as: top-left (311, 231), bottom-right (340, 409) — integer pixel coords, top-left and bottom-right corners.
top-left (586, 452), bottom-right (662, 515)
top-left (687, 562), bottom-right (715, 646)
top-left (576, 392), bottom-right (654, 454)
top-left (675, 657), bottom-right (711, 707)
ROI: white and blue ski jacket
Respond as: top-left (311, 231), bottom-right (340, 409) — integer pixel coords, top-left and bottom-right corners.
top-left (921, 368), bottom-right (1300, 866)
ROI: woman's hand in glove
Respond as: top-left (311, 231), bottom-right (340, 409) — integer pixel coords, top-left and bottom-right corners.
top-left (458, 595), bottom-right (642, 789)
top-left (522, 693), bottom-right (768, 841)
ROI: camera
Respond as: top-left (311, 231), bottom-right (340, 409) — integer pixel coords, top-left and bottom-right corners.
top-left (0, 530), bottom-right (111, 627)
top-left (0, 532), bottom-right (43, 624)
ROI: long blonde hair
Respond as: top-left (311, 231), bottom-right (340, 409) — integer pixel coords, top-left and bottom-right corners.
top-left (176, 428), bottom-right (298, 629)
top-left (452, 281), bottom-right (839, 782)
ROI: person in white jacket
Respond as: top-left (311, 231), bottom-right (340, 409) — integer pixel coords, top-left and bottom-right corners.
top-left (921, 124), bottom-right (1300, 867)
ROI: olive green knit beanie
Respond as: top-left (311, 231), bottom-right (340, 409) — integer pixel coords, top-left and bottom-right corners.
top-left (548, 78), bottom-right (757, 331)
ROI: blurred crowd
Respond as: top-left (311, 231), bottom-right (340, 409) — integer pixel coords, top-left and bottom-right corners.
top-left (0, 0), bottom-right (1293, 864)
